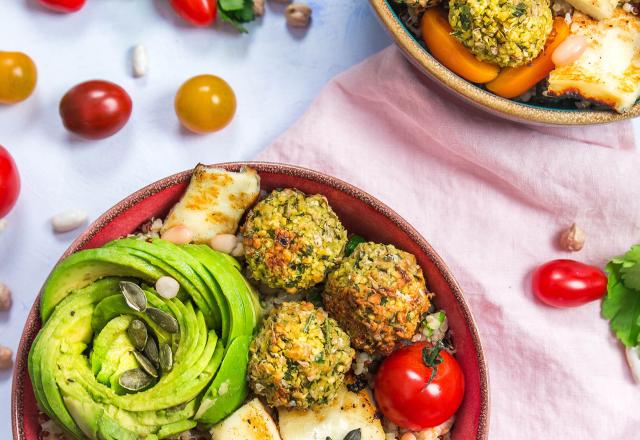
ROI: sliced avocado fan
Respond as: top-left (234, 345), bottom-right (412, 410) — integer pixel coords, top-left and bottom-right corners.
top-left (30, 239), bottom-right (262, 439)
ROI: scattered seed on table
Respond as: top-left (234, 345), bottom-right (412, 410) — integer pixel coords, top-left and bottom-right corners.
top-left (285, 3), bottom-right (312, 27)
top-left (131, 44), bottom-right (148, 78)
top-left (51, 209), bottom-right (87, 233)
top-left (0, 345), bottom-right (13, 370)
top-left (0, 282), bottom-right (12, 311)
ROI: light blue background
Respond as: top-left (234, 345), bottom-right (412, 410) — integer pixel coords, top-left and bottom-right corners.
top-left (0, 1), bottom-right (638, 438)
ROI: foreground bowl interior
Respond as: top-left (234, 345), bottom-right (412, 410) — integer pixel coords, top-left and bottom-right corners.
top-left (369, 0), bottom-right (640, 125)
top-left (12, 162), bottom-right (489, 440)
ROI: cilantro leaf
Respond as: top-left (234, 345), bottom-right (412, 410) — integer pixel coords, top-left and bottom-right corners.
top-left (619, 245), bottom-right (640, 290)
top-left (218, 0), bottom-right (254, 33)
top-left (602, 261), bottom-right (640, 347)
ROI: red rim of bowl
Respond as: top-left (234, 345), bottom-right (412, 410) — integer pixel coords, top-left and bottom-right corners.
top-left (11, 161), bottom-right (490, 439)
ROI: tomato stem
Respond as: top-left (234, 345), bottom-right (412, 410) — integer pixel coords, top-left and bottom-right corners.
top-left (422, 342), bottom-right (444, 386)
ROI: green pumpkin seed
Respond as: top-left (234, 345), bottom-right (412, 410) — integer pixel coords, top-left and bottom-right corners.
top-left (119, 281), bottom-right (147, 312)
top-left (144, 337), bottom-right (159, 367)
top-left (343, 429), bottom-right (361, 440)
top-left (133, 351), bottom-right (158, 378)
top-left (147, 307), bottom-right (179, 333)
top-left (127, 319), bottom-right (148, 351)
top-left (119, 368), bottom-right (153, 391)
top-left (159, 342), bottom-right (173, 372)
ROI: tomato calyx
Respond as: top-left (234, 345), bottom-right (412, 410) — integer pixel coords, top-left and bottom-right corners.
top-left (421, 342), bottom-right (444, 386)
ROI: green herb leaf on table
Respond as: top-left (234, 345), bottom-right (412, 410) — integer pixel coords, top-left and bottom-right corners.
top-left (218, 0), bottom-right (255, 33)
top-left (602, 259), bottom-right (640, 347)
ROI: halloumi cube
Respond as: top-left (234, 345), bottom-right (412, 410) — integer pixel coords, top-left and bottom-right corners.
top-left (162, 164), bottom-right (260, 243)
top-left (547, 10), bottom-right (640, 113)
top-left (566, 0), bottom-right (617, 20)
top-left (210, 398), bottom-right (281, 440)
top-left (278, 387), bottom-right (385, 440)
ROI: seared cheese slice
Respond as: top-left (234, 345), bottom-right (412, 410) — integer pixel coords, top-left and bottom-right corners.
top-left (566, 0), bottom-right (616, 20)
top-left (547, 10), bottom-right (640, 113)
top-left (210, 398), bottom-right (281, 440)
top-left (162, 165), bottom-right (260, 243)
top-left (278, 387), bottom-right (385, 440)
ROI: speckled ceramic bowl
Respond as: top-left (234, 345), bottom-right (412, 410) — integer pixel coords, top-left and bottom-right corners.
top-left (369, 0), bottom-right (640, 125)
top-left (12, 162), bottom-right (489, 440)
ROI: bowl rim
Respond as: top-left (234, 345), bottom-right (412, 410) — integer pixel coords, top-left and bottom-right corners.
top-left (11, 161), bottom-right (490, 440)
top-left (368, 0), bottom-right (640, 126)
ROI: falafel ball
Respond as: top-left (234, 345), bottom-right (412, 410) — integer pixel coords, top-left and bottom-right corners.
top-left (323, 242), bottom-right (432, 355)
top-left (241, 189), bottom-right (348, 293)
top-left (248, 301), bottom-right (355, 409)
top-left (449, 0), bottom-right (553, 67)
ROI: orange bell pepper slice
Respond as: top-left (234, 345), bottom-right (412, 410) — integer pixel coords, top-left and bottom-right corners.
top-left (486, 18), bottom-right (571, 99)
top-left (421, 8), bottom-right (500, 84)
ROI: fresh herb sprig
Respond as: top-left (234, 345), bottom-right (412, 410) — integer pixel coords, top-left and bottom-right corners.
top-left (218, 0), bottom-right (255, 33)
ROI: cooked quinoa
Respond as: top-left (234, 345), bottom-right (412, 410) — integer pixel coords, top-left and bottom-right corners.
top-left (241, 189), bottom-right (348, 293)
top-left (248, 301), bottom-right (355, 409)
top-left (323, 242), bottom-right (432, 355)
top-left (449, 0), bottom-right (553, 67)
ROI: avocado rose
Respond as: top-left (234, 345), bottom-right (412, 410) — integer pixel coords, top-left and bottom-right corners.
top-left (29, 238), bottom-right (262, 439)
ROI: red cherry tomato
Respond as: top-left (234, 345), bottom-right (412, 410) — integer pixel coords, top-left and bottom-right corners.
top-left (59, 80), bottom-right (132, 140)
top-left (0, 146), bottom-right (20, 219)
top-left (39, 0), bottom-right (86, 13)
top-left (375, 342), bottom-right (465, 430)
top-left (532, 259), bottom-right (607, 308)
top-left (169, 0), bottom-right (217, 26)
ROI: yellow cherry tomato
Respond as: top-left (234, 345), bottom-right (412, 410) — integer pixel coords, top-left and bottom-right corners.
top-left (0, 51), bottom-right (37, 104)
top-left (174, 74), bottom-right (236, 134)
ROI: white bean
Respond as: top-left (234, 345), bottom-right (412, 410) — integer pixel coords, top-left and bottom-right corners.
top-left (400, 433), bottom-right (417, 440)
top-left (132, 44), bottom-right (148, 78)
top-left (52, 209), bottom-right (88, 233)
top-left (231, 241), bottom-right (245, 257)
top-left (210, 234), bottom-right (239, 254)
top-left (155, 276), bottom-right (180, 299)
top-left (161, 225), bottom-right (193, 244)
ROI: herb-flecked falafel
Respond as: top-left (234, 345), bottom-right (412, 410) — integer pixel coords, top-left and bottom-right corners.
top-left (241, 189), bottom-right (348, 293)
top-left (323, 242), bottom-right (432, 355)
top-left (449, 0), bottom-right (553, 67)
top-left (248, 302), bottom-right (354, 409)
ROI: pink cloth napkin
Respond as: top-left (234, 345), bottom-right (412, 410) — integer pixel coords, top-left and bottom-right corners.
top-left (259, 46), bottom-right (640, 438)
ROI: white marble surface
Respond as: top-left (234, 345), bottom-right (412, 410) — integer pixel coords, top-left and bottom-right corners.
top-left (0, 1), bottom-right (638, 437)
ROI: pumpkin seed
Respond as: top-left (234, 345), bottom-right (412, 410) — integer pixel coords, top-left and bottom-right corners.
top-left (144, 337), bottom-right (159, 367)
top-left (343, 429), bottom-right (361, 440)
top-left (119, 368), bottom-right (153, 391)
top-left (159, 342), bottom-right (173, 372)
top-left (133, 351), bottom-right (158, 378)
top-left (119, 281), bottom-right (147, 312)
top-left (147, 307), bottom-right (179, 333)
top-left (127, 319), bottom-right (148, 351)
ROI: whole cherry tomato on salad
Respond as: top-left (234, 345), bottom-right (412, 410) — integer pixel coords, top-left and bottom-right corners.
top-left (532, 259), bottom-right (607, 308)
top-left (59, 80), bottom-right (132, 140)
top-left (175, 74), bottom-right (236, 134)
top-left (375, 342), bottom-right (465, 430)
top-left (0, 51), bottom-right (37, 104)
top-left (170, 0), bottom-right (217, 26)
top-left (39, 0), bottom-right (86, 13)
top-left (0, 146), bottom-right (21, 219)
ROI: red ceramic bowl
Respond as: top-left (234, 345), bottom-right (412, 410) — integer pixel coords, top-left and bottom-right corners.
top-left (12, 162), bottom-right (489, 439)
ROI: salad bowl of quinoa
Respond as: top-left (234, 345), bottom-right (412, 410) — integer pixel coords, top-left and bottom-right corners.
top-left (370, 0), bottom-right (640, 125)
top-left (12, 162), bottom-right (488, 440)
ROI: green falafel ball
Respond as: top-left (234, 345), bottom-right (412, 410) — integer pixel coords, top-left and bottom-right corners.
top-left (241, 189), bottom-right (347, 293)
top-left (449, 0), bottom-right (553, 67)
top-left (248, 302), bottom-right (355, 409)
top-left (323, 242), bottom-right (432, 355)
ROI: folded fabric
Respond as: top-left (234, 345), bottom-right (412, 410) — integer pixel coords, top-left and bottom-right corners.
top-left (258, 46), bottom-right (639, 438)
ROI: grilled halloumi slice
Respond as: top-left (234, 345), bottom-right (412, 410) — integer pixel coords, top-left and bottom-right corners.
top-left (162, 164), bottom-right (260, 243)
top-left (566, 0), bottom-right (617, 20)
top-left (547, 10), bottom-right (640, 113)
top-left (278, 387), bottom-right (385, 440)
top-left (210, 398), bottom-right (281, 440)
